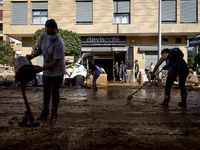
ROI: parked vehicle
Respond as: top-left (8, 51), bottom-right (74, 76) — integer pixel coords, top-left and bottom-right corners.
top-left (65, 63), bottom-right (87, 85)
top-left (26, 63), bottom-right (87, 87)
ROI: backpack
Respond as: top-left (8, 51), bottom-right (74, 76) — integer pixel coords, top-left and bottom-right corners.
top-left (95, 65), bottom-right (102, 73)
top-left (168, 48), bottom-right (184, 62)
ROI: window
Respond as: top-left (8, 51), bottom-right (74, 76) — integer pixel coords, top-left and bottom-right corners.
top-left (180, 0), bottom-right (197, 23)
top-left (32, 2), bottom-right (48, 24)
top-left (175, 38), bottom-right (182, 44)
top-left (76, 1), bottom-right (93, 24)
top-left (113, 1), bottom-right (130, 24)
top-left (15, 40), bottom-right (22, 46)
top-left (162, 0), bottom-right (176, 23)
top-left (16, 43), bottom-right (21, 46)
top-left (162, 36), bottom-right (169, 42)
top-left (11, 2), bottom-right (28, 24)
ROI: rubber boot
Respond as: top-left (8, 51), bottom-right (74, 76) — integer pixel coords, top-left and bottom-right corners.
top-left (178, 96), bottom-right (187, 108)
top-left (50, 102), bottom-right (58, 123)
top-left (37, 107), bottom-right (50, 120)
top-left (160, 95), bottom-right (170, 107)
top-left (49, 109), bottom-right (57, 123)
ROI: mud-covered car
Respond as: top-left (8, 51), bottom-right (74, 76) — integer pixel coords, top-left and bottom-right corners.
top-left (27, 63), bottom-right (87, 87)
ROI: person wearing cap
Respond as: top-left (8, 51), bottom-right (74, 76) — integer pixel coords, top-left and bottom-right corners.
top-left (26, 19), bottom-right (66, 123)
top-left (134, 60), bottom-right (139, 78)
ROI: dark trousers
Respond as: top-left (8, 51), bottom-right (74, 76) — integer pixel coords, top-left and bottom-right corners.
top-left (115, 70), bottom-right (118, 79)
top-left (43, 75), bottom-right (64, 113)
top-left (135, 72), bottom-right (138, 78)
top-left (165, 66), bottom-right (189, 102)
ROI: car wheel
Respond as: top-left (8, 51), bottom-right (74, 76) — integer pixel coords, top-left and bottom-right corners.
top-left (75, 75), bottom-right (84, 85)
top-left (26, 78), bottom-right (36, 87)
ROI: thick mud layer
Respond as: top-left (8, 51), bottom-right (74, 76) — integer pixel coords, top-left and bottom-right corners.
top-left (0, 84), bottom-right (200, 149)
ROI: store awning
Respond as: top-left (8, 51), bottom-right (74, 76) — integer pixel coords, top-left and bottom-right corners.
top-left (82, 46), bottom-right (128, 52)
top-left (82, 47), bottom-right (111, 52)
top-left (139, 46), bottom-right (179, 51)
top-left (112, 47), bottom-right (128, 51)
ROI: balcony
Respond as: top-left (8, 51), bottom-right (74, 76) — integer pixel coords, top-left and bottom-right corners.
top-left (0, 17), bottom-right (2, 24)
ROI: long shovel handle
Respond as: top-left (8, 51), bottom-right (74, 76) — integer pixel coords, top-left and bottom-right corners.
top-left (130, 69), bottom-right (163, 97)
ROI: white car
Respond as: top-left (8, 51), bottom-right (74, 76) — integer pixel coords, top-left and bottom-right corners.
top-left (27, 63), bottom-right (87, 87)
top-left (65, 63), bottom-right (87, 85)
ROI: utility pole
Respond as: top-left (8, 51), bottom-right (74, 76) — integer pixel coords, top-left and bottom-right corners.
top-left (158, 0), bottom-right (162, 86)
top-left (197, 46), bottom-right (199, 74)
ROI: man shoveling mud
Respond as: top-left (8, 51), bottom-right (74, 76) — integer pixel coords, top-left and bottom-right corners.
top-left (151, 48), bottom-right (189, 108)
top-left (26, 19), bottom-right (66, 122)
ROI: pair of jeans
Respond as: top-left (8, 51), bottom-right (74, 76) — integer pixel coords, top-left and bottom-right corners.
top-left (119, 71), bottom-right (125, 81)
top-left (43, 75), bottom-right (64, 113)
top-left (165, 65), bottom-right (189, 102)
top-left (93, 70), bottom-right (100, 87)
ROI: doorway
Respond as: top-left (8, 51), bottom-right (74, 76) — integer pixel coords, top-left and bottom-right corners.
top-left (95, 59), bottom-right (113, 80)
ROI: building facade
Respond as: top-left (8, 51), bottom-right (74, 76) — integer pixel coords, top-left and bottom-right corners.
top-left (1, 0), bottom-right (22, 59)
top-left (3, 0), bottom-right (200, 79)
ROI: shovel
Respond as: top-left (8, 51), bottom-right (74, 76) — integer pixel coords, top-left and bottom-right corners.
top-left (127, 69), bottom-right (163, 100)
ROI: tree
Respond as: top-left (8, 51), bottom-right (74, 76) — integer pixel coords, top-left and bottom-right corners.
top-left (0, 40), bottom-right (15, 66)
top-left (187, 48), bottom-right (197, 69)
top-left (32, 28), bottom-right (81, 56)
top-left (194, 53), bottom-right (200, 66)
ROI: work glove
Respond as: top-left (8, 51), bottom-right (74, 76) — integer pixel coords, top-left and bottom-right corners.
top-left (26, 54), bottom-right (34, 60)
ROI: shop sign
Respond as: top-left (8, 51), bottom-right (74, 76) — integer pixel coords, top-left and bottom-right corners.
top-left (81, 36), bottom-right (126, 46)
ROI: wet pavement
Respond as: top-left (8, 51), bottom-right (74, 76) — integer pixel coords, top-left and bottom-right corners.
top-left (0, 83), bottom-right (200, 149)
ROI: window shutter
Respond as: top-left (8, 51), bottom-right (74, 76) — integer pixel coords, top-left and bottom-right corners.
top-left (76, 2), bottom-right (92, 23)
top-left (32, 2), bottom-right (48, 10)
top-left (162, 0), bottom-right (176, 22)
top-left (11, 2), bottom-right (28, 24)
top-left (180, 0), bottom-right (197, 22)
top-left (118, 1), bottom-right (129, 13)
top-left (113, 1), bottom-right (117, 13)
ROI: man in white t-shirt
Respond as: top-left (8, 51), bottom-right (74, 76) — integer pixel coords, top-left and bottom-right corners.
top-left (26, 19), bottom-right (66, 123)
top-left (150, 63), bottom-right (155, 74)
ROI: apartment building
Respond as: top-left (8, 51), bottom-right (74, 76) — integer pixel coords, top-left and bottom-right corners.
top-left (3, 0), bottom-right (200, 80)
top-left (1, 0), bottom-right (22, 59)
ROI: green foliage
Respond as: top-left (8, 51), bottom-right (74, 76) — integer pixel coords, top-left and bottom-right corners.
top-left (194, 53), bottom-right (200, 66)
top-left (0, 40), bottom-right (15, 66)
top-left (32, 28), bottom-right (81, 56)
top-left (32, 28), bottom-right (45, 51)
top-left (187, 48), bottom-right (196, 69)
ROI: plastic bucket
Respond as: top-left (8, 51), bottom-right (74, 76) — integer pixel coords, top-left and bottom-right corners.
top-left (14, 56), bottom-right (36, 82)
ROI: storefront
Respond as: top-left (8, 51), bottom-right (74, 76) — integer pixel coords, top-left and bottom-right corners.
top-left (139, 46), bottom-right (179, 70)
top-left (80, 36), bottom-right (133, 80)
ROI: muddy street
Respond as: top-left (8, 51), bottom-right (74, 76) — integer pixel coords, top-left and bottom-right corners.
top-left (0, 84), bottom-right (200, 150)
